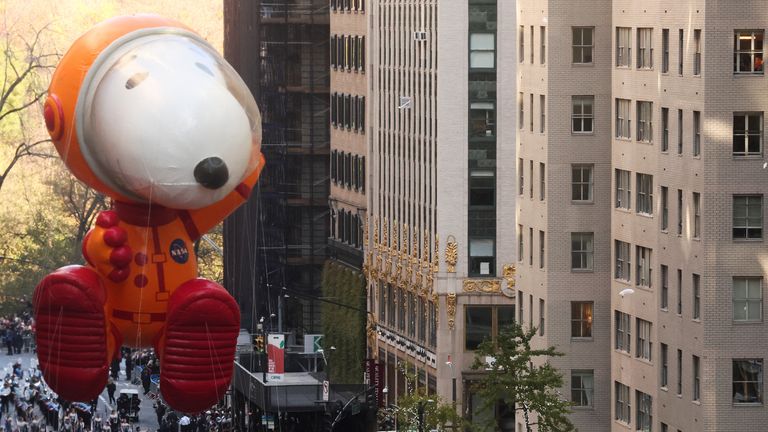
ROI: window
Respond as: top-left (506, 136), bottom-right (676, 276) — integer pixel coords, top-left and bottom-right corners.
top-left (529, 94), bottom-right (534, 132)
top-left (470, 33), bottom-right (495, 69)
top-left (662, 29), bottom-right (670, 73)
top-left (637, 28), bottom-right (653, 69)
top-left (637, 101), bottom-right (653, 143)
top-left (519, 26), bottom-right (525, 63)
top-left (661, 343), bottom-right (669, 387)
top-left (571, 301), bottom-right (593, 338)
top-left (616, 98), bottom-right (631, 139)
top-left (572, 164), bottom-right (593, 202)
top-left (571, 232), bottom-right (594, 271)
top-left (539, 230), bottom-right (545, 269)
top-left (573, 27), bottom-right (593, 64)
top-left (464, 305), bottom-right (515, 351)
top-left (661, 264), bottom-right (669, 310)
top-left (469, 169), bottom-right (494, 206)
top-left (691, 273), bottom-right (701, 319)
top-left (694, 29), bottom-right (701, 75)
top-left (616, 169), bottom-right (631, 209)
top-left (636, 391), bottom-right (652, 432)
top-left (677, 269), bottom-right (683, 315)
top-left (733, 277), bottom-right (762, 322)
top-left (539, 162), bottom-right (545, 201)
top-left (529, 228), bottom-right (533, 266)
top-left (616, 27), bottom-right (632, 67)
top-left (540, 95), bottom-right (546, 133)
top-left (733, 359), bottom-right (763, 404)
top-left (518, 159), bottom-right (524, 195)
top-left (636, 246), bottom-right (652, 288)
top-left (636, 318), bottom-right (652, 361)
top-left (518, 224), bottom-right (524, 262)
top-left (572, 96), bottom-right (594, 133)
top-left (661, 107), bottom-right (669, 151)
top-left (733, 195), bottom-right (763, 239)
top-left (693, 111), bottom-right (701, 156)
top-left (677, 189), bottom-right (684, 236)
top-left (518, 92), bottom-right (524, 129)
top-left (571, 370), bottom-right (594, 407)
top-left (636, 173), bottom-right (653, 215)
top-left (677, 109), bottom-right (684, 154)
top-left (530, 26), bottom-right (534, 64)
top-left (661, 186), bottom-right (669, 231)
top-left (529, 160), bottom-right (534, 199)
top-left (540, 26), bottom-right (546, 64)
top-left (693, 355), bottom-right (701, 401)
top-left (734, 31), bottom-right (764, 74)
top-left (615, 311), bottom-right (631, 353)
top-left (469, 239), bottom-right (494, 276)
top-left (470, 102), bottom-right (495, 137)
top-left (539, 299), bottom-right (545, 336)
top-left (615, 240), bottom-right (631, 281)
top-left (733, 112), bottom-right (763, 156)
top-left (518, 291), bottom-right (524, 325)
top-left (615, 381), bottom-right (631, 423)
top-left (678, 29), bottom-right (684, 75)
top-left (677, 349), bottom-right (683, 395)
top-left (693, 192), bottom-right (701, 239)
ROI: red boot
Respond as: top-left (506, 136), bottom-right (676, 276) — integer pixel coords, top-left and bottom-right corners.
top-left (34, 265), bottom-right (110, 401)
top-left (159, 279), bottom-right (240, 413)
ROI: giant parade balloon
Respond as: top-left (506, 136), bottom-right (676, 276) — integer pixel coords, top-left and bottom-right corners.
top-left (35, 15), bottom-right (264, 413)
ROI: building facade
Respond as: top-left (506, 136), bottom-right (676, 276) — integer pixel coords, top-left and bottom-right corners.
top-left (364, 0), bottom-right (518, 428)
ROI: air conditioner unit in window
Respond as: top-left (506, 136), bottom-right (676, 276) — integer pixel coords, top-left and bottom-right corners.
top-left (398, 96), bottom-right (412, 109)
top-left (413, 31), bottom-right (427, 41)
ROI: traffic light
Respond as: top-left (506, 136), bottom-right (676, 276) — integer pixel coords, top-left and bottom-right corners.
top-left (253, 335), bottom-right (264, 352)
top-left (365, 387), bottom-right (378, 412)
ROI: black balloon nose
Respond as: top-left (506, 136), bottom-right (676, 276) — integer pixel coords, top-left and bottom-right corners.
top-left (194, 157), bottom-right (229, 189)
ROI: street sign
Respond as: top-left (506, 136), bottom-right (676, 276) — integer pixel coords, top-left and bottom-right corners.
top-left (322, 380), bottom-right (329, 402)
top-left (304, 334), bottom-right (324, 353)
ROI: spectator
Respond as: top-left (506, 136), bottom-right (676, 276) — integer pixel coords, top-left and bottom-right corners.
top-left (106, 378), bottom-right (117, 405)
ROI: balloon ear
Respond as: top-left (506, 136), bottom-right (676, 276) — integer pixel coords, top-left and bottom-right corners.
top-left (43, 94), bottom-right (65, 141)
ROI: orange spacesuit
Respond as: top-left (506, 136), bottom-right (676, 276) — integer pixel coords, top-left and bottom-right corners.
top-left (34, 15), bottom-right (263, 413)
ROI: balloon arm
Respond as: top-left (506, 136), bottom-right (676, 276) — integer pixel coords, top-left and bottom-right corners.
top-left (185, 153), bottom-right (264, 238)
top-left (82, 211), bottom-right (132, 283)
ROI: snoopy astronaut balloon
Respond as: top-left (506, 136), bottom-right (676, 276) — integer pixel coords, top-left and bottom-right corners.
top-left (35, 15), bottom-right (263, 413)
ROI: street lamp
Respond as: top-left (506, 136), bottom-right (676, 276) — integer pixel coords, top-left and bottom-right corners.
top-left (417, 399), bottom-right (435, 432)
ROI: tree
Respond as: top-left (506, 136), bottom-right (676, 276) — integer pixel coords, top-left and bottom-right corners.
top-left (380, 362), bottom-right (467, 431)
top-left (471, 323), bottom-right (576, 432)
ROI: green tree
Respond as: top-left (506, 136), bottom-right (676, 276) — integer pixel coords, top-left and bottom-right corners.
top-left (381, 362), bottom-right (467, 431)
top-left (471, 322), bottom-right (576, 432)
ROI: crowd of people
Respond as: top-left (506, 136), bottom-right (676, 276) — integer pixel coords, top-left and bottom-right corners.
top-left (154, 402), bottom-right (233, 432)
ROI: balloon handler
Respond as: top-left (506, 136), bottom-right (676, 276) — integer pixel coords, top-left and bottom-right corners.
top-left (34, 15), bottom-right (264, 414)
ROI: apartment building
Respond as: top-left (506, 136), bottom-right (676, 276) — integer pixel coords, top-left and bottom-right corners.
top-left (363, 0), bottom-right (517, 427)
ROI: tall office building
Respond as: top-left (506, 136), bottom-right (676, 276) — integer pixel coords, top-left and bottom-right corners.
top-left (364, 0), bottom-right (518, 427)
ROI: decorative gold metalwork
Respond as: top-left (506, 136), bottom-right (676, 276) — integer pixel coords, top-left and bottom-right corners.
top-left (376, 255), bottom-right (383, 279)
top-left (445, 235), bottom-right (458, 273)
top-left (432, 234), bottom-right (439, 273)
top-left (422, 229), bottom-right (430, 269)
top-left (401, 223), bottom-right (408, 259)
top-left (383, 218), bottom-right (389, 250)
top-left (412, 227), bottom-right (419, 264)
top-left (391, 220), bottom-right (398, 253)
top-left (502, 264), bottom-right (516, 288)
top-left (373, 216), bottom-right (379, 250)
top-left (446, 293), bottom-right (457, 330)
top-left (462, 279), bottom-right (501, 294)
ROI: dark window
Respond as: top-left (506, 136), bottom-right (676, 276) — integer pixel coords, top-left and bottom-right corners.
top-left (733, 359), bottom-right (763, 404)
top-left (733, 112), bottom-right (763, 156)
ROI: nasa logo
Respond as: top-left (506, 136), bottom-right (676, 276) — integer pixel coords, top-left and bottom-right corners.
top-left (169, 239), bottom-right (189, 264)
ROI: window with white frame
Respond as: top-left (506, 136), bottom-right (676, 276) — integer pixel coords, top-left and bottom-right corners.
top-left (615, 311), bottom-right (631, 353)
top-left (734, 31), bottom-right (764, 74)
top-left (636, 173), bottom-right (653, 215)
top-left (693, 273), bottom-right (700, 320)
top-left (571, 232), bottom-right (594, 271)
top-left (693, 355), bottom-right (701, 401)
top-left (571, 301), bottom-right (593, 338)
top-left (539, 230), bottom-right (545, 269)
top-left (519, 26), bottom-right (525, 63)
top-left (636, 391), bottom-right (652, 432)
top-left (677, 109), bottom-right (684, 154)
top-left (636, 318), bottom-right (652, 361)
top-left (661, 264), bottom-right (669, 309)
top-left (661, 343), bottom-right (669, 388)
top-left (636, 246), bottom-right (652, 288)
top-left (694, 29), bottom-right (702, 75)
top-left (518, 92), bottom-right (524, 130)
top-left (616, 27), bottom-right (632, 67)
top-left (540, 26), bottom-right (546, 65)
top-left (615, 169), bottom-right (631, 210)
top-left (677, 269), bottom-right (683, 316)
top-left (733, 359), bottom-right (763, 404)
top-left (637, 101), bottom-right (653, 142)
top-left (693, 192), bottom-right (701, 239)
top-left (733, 112), bottom-right (763, 156)
top-left (572, 164), bottom-right (593, 202)
top-left (637, 28), bottom-right (653, 69)
top-left (693, 111), bottom-right (701, 156)
top-left (572, 96), bottom-right (594, 133)
top-left (540, 95), bottom-right (546, 133)
top-left (677, 189), bottom-right (684, 235)
top-left (616, 99), bottom-right (631, 139)
top-left (518, 158), bottom-right (524, 195)
top-left (518, 224), bottom-right (524, 262)
top-left (661, 107), bottom-right (669, 151)
top-left (733, 195), bottom-right (763, 240)
top-left (733, 277), bottom-right (762, 322)
top-left (470, 33), bottom-right (495, 69)
top-left (572, 370), bottom-right (594, 407)
top-left (615, 381), bottom-right (631, 423)
top-left (573, 27), bottom-right (594, 64)
top-left (677, 349), bottom-right (683, 395)
top-left (661, 186), bottom-right (669, 231)
top-left (615, 240), bottom-right (631, 282)
top-left (662, 29), bottom-right (670, 73)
